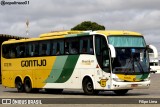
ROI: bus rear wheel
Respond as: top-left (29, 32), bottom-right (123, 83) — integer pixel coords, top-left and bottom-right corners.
top-left (24, 78), bottom-right (33, 93)
top-left (15, 79), bottom-right (24, 92)
top-left (83, 78), bottom-right (98, 95)
top-left (113, 89), bottom-right (129, 95)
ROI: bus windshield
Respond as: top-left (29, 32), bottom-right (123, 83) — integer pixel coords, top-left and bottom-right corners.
top-left (108, 36), bottom-right (146, 47)
top-left (108, 36), bottom-right (149, 74)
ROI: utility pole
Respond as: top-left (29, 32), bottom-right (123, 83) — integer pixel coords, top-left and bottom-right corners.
top-left (26, 18), bottom-right (29, 36)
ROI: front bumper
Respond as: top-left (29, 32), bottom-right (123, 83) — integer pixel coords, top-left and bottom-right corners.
top-left (110, 80), bottom-right (150, 90)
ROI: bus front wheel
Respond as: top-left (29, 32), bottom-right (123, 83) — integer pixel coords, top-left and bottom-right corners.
top-left (113, 89), bottom-right (129, 95)
top-left (83, 78), bottom-right (98, 95)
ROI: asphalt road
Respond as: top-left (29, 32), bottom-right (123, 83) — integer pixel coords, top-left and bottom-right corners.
top-left (0, 74), bottom-right (160, 107)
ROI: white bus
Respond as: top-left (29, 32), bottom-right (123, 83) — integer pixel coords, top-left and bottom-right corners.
top-left (1, 30), bottom-right (155, 95)
top-left (148, 45), bottom-right (160, 73)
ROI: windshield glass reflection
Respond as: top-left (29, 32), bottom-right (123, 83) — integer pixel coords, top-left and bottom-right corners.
top-left (112, 48), bottom-right (149, 74)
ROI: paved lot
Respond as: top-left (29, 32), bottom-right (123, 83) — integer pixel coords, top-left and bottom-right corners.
top-left (0, 74), bottom-right (160, 107)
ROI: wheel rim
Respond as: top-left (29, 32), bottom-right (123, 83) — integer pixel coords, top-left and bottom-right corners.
top-left (17, 82), bottom-right (22, 89)
top-left (16, 82), bottom-right (22, 89)
top-left (86, 82), bottom-right (93, 92)
top-left (16, 81), bottom-right (24, 92)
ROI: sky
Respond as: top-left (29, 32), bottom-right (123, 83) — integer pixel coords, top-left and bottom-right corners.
top-left (0, 0), bottom-right (160, 52)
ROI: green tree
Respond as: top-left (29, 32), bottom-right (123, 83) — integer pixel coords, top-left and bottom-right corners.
top-left (71, 21), bottom-right (105, 31)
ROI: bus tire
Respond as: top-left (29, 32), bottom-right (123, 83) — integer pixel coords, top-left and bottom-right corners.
top-left (83, 78), bottom-right (97, 95)
top-left (24, 77), bottom-right (33, 93)
top-left (113, 89), bottom-right (129, 95)
top-left (15, 78), bottom-right (24, 92)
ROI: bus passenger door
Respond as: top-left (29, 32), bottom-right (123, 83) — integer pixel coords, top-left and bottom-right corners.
top-left (95, 35), bottom-right (111, 89)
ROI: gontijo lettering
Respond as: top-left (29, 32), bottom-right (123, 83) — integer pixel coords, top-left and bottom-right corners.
top-left (21, 59), bottom-right (46, 67)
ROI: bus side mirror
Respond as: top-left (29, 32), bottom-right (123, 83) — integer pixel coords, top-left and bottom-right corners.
top-left (108, 44), bottom-right (116, 58)
top-left (148, 45), bottom-right (158, 58)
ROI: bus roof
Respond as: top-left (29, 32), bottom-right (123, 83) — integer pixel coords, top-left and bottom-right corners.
top-left (39, 30), bottom-right (84, 38)
top-left (40, 30), bottom-right (142, 38)
top-left (95, 30), bottom-right (142, 36)
top-left (2, 30), bottom-right (142, 44)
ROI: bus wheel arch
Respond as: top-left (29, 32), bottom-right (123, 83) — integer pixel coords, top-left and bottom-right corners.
top-left (82, 76), bottom-right (98, 95)
top-left (15, 76), bottom-right (24, 92)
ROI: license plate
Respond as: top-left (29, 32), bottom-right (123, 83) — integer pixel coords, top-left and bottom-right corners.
top-left (131, 84), bottom-right (138, 87)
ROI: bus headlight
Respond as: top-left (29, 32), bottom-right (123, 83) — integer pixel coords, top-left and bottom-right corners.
top-left (113, 78), bottom-right (124, 82)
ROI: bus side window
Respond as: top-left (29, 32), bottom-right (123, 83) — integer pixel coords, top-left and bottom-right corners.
top-left (28, 42), bottom-right (39, 57)
top-left (28, 43), bottom-right (34, 56)
top-left (34, 43), bottom-right (39, 56)
top-left (65, 42), bottom-right (69, 54)
top-left (51, 42), bottom-right (57, 55)
top-left (65, 38), bottom-right (79, 54)
top-left (39, 41), bottom-right (50, 56)
top-left (16, 44), bottom-right (25, 58)
top-left (51, 40), bottom-right (64, 55)
top-left (2, 45), bottom-right (10, 58)
top-left (59, 41), bottom-right (64, 55)
top-left (10, 49), bottom-right (16, 58)
top-left (80, 36), bottom-right (93, 54)
top-left (46, 41), bottom-right (51, 55)
top-left (2, 45), bottom-right (16, 58)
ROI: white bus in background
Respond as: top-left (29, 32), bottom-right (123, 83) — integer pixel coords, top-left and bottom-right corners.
top-left (148, 45), bottom-right (160, 73)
